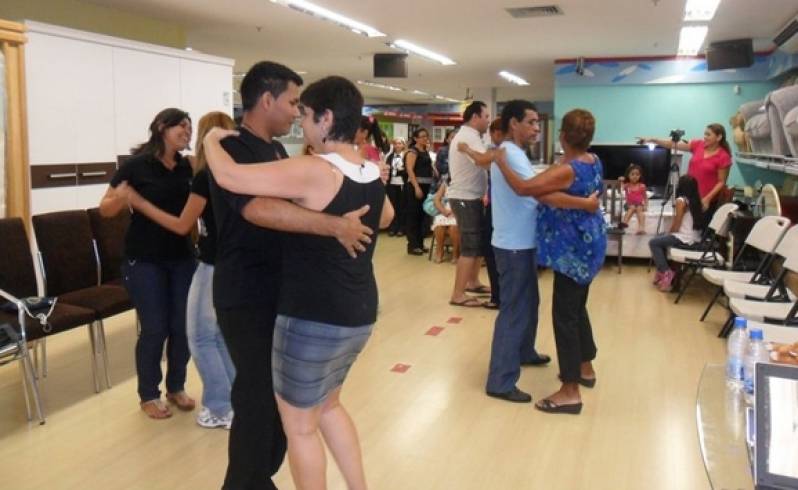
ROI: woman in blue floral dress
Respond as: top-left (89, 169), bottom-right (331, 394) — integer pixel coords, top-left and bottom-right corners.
top-left (493, 109), bottom-right (606, 415)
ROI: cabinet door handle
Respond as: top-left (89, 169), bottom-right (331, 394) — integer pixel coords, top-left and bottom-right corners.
top-left (48, 172), bottom-right (77, 179)
top-left (80, 171), bottom-right (108, 177)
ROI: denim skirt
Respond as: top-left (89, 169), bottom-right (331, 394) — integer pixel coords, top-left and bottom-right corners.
top-left (272, 315), bottom-right (373, 408)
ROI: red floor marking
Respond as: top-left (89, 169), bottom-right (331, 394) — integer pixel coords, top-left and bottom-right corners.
top-left (425, 326), bottom-right (444, 336)
top-left (447, 317), bottom-right (462, 324)
top-left (390, 363), bottom-right (411, 373)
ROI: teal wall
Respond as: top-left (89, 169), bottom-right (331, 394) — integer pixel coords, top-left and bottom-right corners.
top-left (554, 81), bottom-right (783, 188)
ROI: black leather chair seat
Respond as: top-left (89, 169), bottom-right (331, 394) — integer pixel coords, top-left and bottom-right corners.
top-left (59, 286), bottom-right (132, 319)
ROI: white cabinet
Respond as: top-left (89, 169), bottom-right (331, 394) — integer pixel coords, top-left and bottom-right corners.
top-left (24, 21), bottom-right (234, 215)
top-left (179, 59), bottom-right (234, 149)
top-left (26, 32), bottom-right (115, 164)
top-left (30, 188), bottom-right (78, 216)
top-left (112, 48), bottom-right (182, 156)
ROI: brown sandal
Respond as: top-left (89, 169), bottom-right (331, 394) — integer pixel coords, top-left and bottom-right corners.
top-left (166, 391), bottom-right (196, 411)
top-left (140, 399), bottom-right (172, 419)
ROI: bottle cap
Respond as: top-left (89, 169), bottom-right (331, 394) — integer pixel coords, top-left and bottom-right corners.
top-left (749, 328), bottom-right (763, 341)
top-left (734, 316), bottom-right (747, 329)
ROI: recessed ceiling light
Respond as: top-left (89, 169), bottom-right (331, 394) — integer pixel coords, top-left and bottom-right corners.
top-left (389, 39), bottom-right (456, 66)
top-left (270, 0), bottom-right (385, 38)
top-left (677, 25), bottom-right (708, 55)
top-left (684, 0), bottom-right (721, 21)
top-left (498, 71), bottom-right (530, 86)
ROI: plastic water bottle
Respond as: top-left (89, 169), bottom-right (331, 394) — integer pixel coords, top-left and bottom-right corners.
top-left (743, 328), bottom-right (769, 401)
top-left (726, 317), bottom-right (747, 389)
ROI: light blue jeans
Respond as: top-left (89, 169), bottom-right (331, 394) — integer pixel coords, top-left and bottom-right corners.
top-left (187, 262), bottom-right (235, 417)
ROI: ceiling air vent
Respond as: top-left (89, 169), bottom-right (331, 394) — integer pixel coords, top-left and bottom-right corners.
top-left (505, 5), bottom-right (564, 18)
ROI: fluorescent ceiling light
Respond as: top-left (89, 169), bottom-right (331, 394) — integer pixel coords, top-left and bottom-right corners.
top-left (270, 0), bottom-right (385, 38)
top-left (390, 39), bottom-right (456, 66)
top-left (677, 25), bottom-right (708, 55)
top-left (684, 0), bottom-right (721, 21)
top-left (356, 81), bottom-right (460, 103)
top-left (498, 71), bottom-right (530, 86)
top-left (357, 80), bottom-right (404, 92)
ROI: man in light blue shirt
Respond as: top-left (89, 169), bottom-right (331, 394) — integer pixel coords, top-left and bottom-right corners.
top-left (485, 100), bottom-right (549, 403)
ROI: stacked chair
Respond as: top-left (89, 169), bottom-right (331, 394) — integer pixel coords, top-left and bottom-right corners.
top-left (707, 223), bottom-right (798, 339)
top-left (724, 252), bottom-right (798, 337)
top-left (668, 203), bottom-right (739, 303)
top-left (699, 216), bottom-right (792, 321)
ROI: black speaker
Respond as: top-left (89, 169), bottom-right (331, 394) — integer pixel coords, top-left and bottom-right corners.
top-left (374, 53), bottom-right (407, 78)
top-left (706, 39), bottom-right (754, 71)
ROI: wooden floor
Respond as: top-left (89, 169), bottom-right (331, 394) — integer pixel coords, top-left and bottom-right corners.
top-left (0, 235), bottom-right (727, 490)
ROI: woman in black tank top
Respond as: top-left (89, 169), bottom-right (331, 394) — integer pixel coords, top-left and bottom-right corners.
top-left (404, 128), bottom-right (434, 254)
top-left (205, 76), bottom-right (393, 490)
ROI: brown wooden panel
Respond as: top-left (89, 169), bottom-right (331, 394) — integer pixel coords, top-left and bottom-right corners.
top-left (77, 162), bottom-right (116, 186)
top-left (30, 164), bottom-right (77, 189)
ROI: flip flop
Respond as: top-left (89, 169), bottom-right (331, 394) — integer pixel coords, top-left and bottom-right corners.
top-left (465, 285), bottom-right (491, 295)
top-left (535, 399), bottom-right (583, 415)
top-left (482, 301), bottom-right (499, 310)
top-left (449, 297), bottom-right (484, 308)
top-left (141, 399), bottom-right (172, 419)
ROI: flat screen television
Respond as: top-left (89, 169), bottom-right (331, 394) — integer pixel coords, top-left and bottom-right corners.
top-left (588, 144), bottom-right (672, 198)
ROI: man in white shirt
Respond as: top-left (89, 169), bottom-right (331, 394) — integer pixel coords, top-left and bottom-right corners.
top-left (447, 101), bottom-right (497, 307)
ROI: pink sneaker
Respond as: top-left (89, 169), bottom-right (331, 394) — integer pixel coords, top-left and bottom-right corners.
top-left (658, 270), bottom-right (675, 292)
top-left (652, 271), bottom-right (664, 285)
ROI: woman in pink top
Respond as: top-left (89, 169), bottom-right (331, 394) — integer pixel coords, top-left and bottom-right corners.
top-left (640, 123), bottom-right (732, 211)
top-left (355, 115), bottom-right (389, 162)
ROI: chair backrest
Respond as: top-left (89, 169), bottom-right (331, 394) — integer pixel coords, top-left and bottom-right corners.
top-left (602, 179), bottom-right (623, 225)
top-left (32, 211), bottom-right (98, 296)
top-left (744, 215), bottom-right (791, 253)
top-left (783, 250), bottom-right (798, 274)
top-left (708, 202), bottom-right (739, 236)
top-left (776, 224), bottom-right (798, 261)
top-left (87, 207), bottom-right (129, 283)
top-left (0, 218), bottom-right (38, 298)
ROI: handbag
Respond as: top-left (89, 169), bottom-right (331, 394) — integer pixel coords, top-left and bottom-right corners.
top-left (422, 192), bottom-right (440, 217)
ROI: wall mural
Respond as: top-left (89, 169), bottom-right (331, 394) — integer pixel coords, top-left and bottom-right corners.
top-left (555, 54), bottom-right (772, 86)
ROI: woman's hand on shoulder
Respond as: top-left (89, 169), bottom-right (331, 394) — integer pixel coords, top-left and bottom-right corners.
top-left (204, 128), bottom-right (239, 146)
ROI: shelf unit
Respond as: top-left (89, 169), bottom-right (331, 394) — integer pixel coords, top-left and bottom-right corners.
top-left (736, 152), bottom-right (798, 176)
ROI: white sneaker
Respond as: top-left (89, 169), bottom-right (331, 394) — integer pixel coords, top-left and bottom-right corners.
top-left (196, 407), bottom-right (233, 429)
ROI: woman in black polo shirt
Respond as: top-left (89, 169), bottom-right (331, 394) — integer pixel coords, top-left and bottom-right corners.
top-left (99, 108), bottom-right (197, 419)
top-left (116, 111), bottom-right (236, 428)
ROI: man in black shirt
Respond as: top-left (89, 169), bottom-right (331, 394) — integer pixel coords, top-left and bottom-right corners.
top-left (210, 62), bottom-right (372, 490)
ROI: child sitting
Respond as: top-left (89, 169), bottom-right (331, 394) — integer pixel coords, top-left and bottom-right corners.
top-left (431, 177), bottom-right (459, 263)
top-left (620, 164), bottom-right (648, 234)
top-left (648, 175), bottom-right (704, 292)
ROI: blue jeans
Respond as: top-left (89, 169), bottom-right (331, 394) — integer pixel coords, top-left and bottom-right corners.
top-left (486, 247), bottom-right (541, 394)
top-left (187, 262), bottom-right (235, 417)
top-left (122, 257), bottom-right (197, 402)
top-left (648, 234), bottom-right (687, 272)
